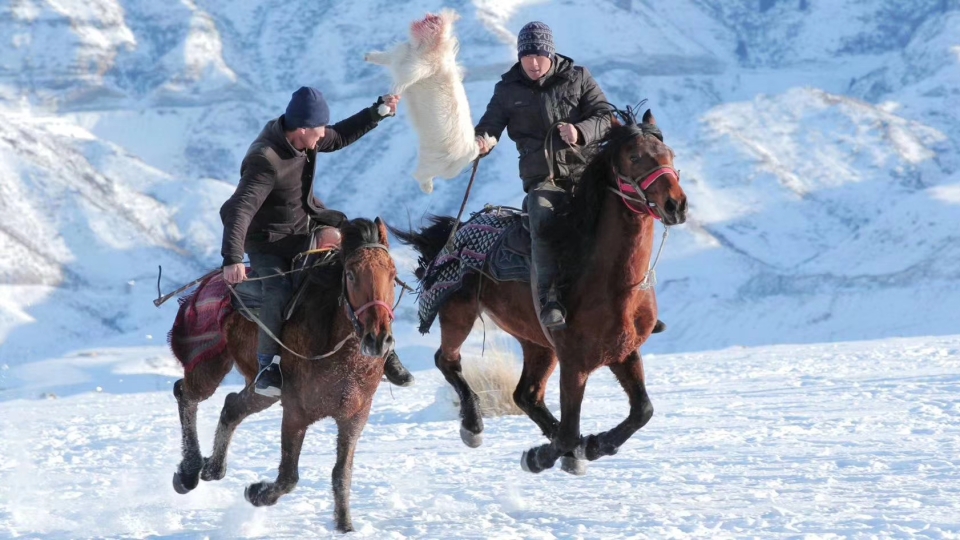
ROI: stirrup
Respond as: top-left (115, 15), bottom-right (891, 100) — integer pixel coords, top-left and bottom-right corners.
top-left (254, 355), bottom-right (282, 397)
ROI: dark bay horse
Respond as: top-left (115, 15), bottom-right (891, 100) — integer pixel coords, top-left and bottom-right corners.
top-left (170, 217), bottom-right (398, 532)
top-left (394, 109), bottom-right (687, 474)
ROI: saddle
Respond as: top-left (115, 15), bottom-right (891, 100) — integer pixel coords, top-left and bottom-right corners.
top-left (417, 206), bottom-right (533, 333)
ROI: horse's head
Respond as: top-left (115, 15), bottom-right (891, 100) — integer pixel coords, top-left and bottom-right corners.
top-left (609, 109), bottom-right (687, 226)
top-left (340, 217), bottom-right (397, 358)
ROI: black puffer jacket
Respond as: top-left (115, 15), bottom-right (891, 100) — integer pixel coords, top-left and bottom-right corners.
top-left (220, 105), bottom-right (383, 266)
top-left (474, 54), bottom-right (612, 191)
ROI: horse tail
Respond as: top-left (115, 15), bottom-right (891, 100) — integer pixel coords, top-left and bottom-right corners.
top-left (389, 215), bottom-right (457, 280)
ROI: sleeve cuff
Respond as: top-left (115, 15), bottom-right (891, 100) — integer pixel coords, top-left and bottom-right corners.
top-left (573, 122), bottom-right (593, 145)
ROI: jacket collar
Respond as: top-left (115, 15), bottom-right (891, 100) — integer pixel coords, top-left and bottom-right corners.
top-left (263, 116), bottom-right (306, 159)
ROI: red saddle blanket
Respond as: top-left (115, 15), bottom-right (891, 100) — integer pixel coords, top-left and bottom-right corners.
top-left (168, 273), bottom-right (235, 373)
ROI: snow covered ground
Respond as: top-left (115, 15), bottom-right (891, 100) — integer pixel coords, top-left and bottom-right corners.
top-left (2, 334), bottom-right (958, 538)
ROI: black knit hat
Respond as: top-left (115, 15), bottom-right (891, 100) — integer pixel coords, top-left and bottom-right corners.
top-left (284, 86), bottom-right (330, 130)
top-left (517, 21), bottom-right (555, 60)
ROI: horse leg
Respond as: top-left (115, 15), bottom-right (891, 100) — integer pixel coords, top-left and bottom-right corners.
top-left (331, 407), bottom-right (372, 533)
top-left (200, 381), bottom-right (278, 482)
top-left (436, 295), bottom-right (484, 448)
top-left (576, 350), bottom-right (654, 461)
top-left (513, 340), bottom-right (559, 439)
top-left (512, 341), bottom-right (586, 476)
top-left (244, 407), bottom-right (307, 507)
top-left (521, 365), bottom-right (588, 474)
top-left (172, 354), bottom-right (233, 494)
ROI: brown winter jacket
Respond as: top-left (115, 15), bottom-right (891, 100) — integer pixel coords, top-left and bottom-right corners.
top-left (474, 54), bottom-right (612, 191)
top-left (220, 105), bottom-right (382, 266)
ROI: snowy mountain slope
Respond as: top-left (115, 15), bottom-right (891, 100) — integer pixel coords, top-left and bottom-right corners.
top-left (1, 335), bottom-right (958, 537)
top-left (0, 102), bottom-right (227, 358)
top-left (1, 0), bottom-right (959, 367)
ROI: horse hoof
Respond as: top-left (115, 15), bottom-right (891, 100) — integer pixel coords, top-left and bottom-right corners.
top-left (560, 455), bottom-right (587, 476)
top-left (244, 482), bottom-right (270, 507)
top-left (520, 450), bottom-right (544, 474)
top-left (460, 426), bottom-right (483, 448)
top-left (172, 470), bottom-right (199, 494)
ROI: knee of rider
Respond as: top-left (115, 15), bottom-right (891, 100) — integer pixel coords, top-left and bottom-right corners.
top-left (263, 272), bottom-right (292, 295)
top-left (528, 194), bottom-right (553, 221)
top-left (529, 207), bottom-right (555, 236)
top-left (316, 227), bottom-right (342, 250)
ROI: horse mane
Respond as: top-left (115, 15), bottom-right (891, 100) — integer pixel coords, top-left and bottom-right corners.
top-left (545, 104), bottom-right (664, 295)
top-left (340, 218), bottom-right (383, 256)
top-left (295, 218), bottom-right (382, 350)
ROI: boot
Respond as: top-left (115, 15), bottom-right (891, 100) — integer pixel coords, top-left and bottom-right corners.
top-left (538, 286), bottom-right (567, 330)
top-left (652, 319), bottom-right (667, 334)
top-left (383, 350), bottom-right (414, 387)
top-left (530, 219), bottom-right (565, 330)
top-left (254, 353), bottom-right (282, 398)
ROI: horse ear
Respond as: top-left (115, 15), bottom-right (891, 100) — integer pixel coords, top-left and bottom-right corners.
top-left (609, 113), bottom-right (622, 128)
top-left (642, 109), bottom-right (655, 125)
top-left (374, 217), bottom-right (390, 248)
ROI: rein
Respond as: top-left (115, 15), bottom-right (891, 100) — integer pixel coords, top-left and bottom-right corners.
top-left (228, 242), bottom-right (402, 361)
top-left (637, 226), bottom-right (669, 291)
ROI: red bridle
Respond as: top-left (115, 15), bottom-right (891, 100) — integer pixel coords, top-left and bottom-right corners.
top-left (342, 243), bottom-right (397, 335)
top-left (349, 300), bottom-right (395, 321)
top-left (612, 165), bottom-right (680, 219)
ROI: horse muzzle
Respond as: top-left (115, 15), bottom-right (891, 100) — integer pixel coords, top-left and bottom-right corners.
top-left (361, 330), bottom-right (395, 358)
top-left (661, 196), bottom-right (687, 226)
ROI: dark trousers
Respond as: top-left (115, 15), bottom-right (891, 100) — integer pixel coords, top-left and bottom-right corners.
top-left (524, 179), bottom-right (568, 302)
top-left (247, 251), bottom-right (294, 357)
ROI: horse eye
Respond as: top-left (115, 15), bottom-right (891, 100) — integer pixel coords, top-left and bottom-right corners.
top-left (346, 271), bottom-right (356, 283)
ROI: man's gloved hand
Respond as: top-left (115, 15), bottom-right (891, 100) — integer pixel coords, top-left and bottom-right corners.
top-left (372, 94), bottom-right (400, 119)
top-left (475, 134), bottom-right (497, 157)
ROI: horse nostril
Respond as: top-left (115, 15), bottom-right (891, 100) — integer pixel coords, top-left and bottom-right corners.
top-left (664, 198), bottom-right (678, 214)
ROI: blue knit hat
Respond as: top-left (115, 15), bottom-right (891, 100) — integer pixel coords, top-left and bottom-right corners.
top-left (517, 21), bottom-right (555, 60)
top-left (284, 86), bottom-right (330, 130)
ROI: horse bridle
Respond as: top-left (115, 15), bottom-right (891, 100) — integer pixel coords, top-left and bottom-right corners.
top-left (609, 164), bottom-right (680, 220)
top-left (340, 242), bottom-right (397, 336)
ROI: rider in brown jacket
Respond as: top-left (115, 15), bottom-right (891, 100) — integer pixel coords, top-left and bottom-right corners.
top-left (220, 87), bottom-right (413, 396)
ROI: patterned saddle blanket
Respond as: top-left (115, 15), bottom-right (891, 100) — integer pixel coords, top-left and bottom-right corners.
top-left (168, 273), bottom-right (235, 373)
top-left (418, 207), bottom-right (532, 333)
top-left (168, 250), bottom-right (335, 373)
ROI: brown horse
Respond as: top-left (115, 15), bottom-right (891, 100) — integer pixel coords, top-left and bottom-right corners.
top-left (394, 109), bottom-right (687, 474)
top-left (170, 217), bottom-right (398, 532)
